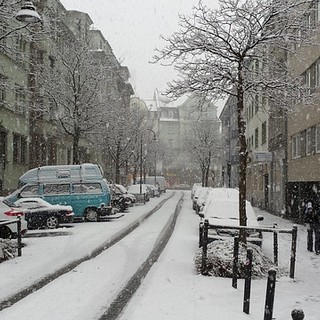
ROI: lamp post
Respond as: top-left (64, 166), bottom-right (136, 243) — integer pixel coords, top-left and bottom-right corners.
top-left (15, 1), bottom-right (42, 23)
top-left (140, 129), bottom-right (157, 195)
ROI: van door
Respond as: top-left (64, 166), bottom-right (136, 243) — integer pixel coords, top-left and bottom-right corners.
top-left (71, 182), bottom-right (110, 218)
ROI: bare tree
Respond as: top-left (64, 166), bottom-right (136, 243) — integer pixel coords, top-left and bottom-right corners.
top-left (184, 119), bottom-right (221, 187)
top-left (154, 0), bottom-right (315, 242)
top-left (102, 102), bottom-right (148, 184)
top-left (37, 34), bottom-right (111, 164)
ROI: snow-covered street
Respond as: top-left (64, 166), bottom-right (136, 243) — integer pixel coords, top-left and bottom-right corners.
top-left (118, 195), bottom-right (320, 320)
top-left (0, 190), bottom-right (319, 320)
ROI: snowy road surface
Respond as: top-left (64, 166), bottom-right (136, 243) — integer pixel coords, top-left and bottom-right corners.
top-left (0, 190), bottom-right (319, 320)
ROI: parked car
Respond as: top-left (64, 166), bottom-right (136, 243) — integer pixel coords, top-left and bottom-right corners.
top-left (199, 188), bottom-right (264, 247)
top-left (0, 200), bottom-right (28, 239)
top-left (13, 198), bottom-right (74, 229)
top-left (109, 184), bottom-right (136, 212)
top-left (144, 176), bottom-right (167, 194)
top-left (193, 187), bottom-right (210, 214)
top-left (191, 183), bottom-right (202, 200)
top-left (127, 184), bottom-right (150, 203)
top-left (4, 179), bottom-right (111, 222)
top-left (192, 186), bottom-right (208, 210)
top-left (110, 184), bottom-right (136, 205)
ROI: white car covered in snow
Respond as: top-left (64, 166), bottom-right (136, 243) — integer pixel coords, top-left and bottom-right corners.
top-left (199, 188), bottom-right (264, 246)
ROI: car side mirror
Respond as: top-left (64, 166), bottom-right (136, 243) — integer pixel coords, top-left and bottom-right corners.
top-left (257, 215), bottom-right (264, 221)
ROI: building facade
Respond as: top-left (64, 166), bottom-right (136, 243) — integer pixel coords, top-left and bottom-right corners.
top-left (0, 0), bottom-right (133, 194)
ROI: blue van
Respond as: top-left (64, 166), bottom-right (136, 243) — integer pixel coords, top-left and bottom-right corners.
top-left (6, 164), bottom-right (112, 222)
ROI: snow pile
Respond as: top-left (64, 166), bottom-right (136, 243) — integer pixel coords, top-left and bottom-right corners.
top-left (194, 239), bottom-right (283, 278)
top-left (0, 239), bottom-right (17, 262)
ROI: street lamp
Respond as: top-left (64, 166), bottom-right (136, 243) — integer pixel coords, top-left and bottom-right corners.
top-left (16, 1), bottom-right (42, 23)
top-left (140, 129), bottom-right (157, 195)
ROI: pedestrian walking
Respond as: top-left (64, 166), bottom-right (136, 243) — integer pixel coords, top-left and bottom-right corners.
top-left (304, 201), bottom-right (320, 254)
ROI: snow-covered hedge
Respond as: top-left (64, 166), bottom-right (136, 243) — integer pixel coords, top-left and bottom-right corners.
top-left (0, 239), bottom-right (17, 262)
top-left (195, 239), bottom-right (277, 278)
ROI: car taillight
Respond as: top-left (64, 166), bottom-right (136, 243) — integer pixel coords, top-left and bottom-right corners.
top-left (4, 209), bottom-right (24, 217)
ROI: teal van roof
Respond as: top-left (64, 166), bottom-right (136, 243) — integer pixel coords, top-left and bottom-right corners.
top-left (19, 164), bottom-right (104, 186)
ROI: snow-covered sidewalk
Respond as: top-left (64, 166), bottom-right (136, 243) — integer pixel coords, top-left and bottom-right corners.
top-left (118, 198), bottom-right (320, 320)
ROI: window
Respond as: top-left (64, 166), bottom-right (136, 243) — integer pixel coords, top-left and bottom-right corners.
top-left (44, 183), bottom-right (70, 195)
top-left (21, 185), bottom-right (39, 197)
top-left (305, 69), bottom-right (311, 95)
top-left (15, 34), bottom-right (27, 54)
top-left (306, 128), bottom-right (312, 156)
top-left (0, 24), bottom-right (7, 46)
top-left (316, 61), bottom-right (320, 87)
top-left (292, 133), bottom-right (301, 159)
top-left (49, 56), bottom-right (56, 70)
top-left (14, 84), bottom-right (26, 114)
top-left (255, 127), bottom-right (259, 148)
top-left (316, 124), bottom-right (320, 153)
top-left (261, 121), bottom-right (267, 145)
top-left (13, 134), bottom-right (27, 164)
top-left (0, 74), bottom-right (7, 105)
top-left (254, 94), bottom-right (259, 114)
top-left (0, 130), bottom-right (7, 165)
top-left (73, 183), bottom-right (102, 194)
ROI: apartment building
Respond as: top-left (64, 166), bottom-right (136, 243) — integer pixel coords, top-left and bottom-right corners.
top-left (147, 91), bottom-right (221, 186)
top-left (0, 1), bottom-right (133, 194)
top-left (219, 3), bottom-right (320, 218)
top-left (219, 95), bottom-right (239, 189)
top-left (286, 32), bottom-right (320, 220)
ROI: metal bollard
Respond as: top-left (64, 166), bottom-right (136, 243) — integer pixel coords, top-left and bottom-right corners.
top-left (263, 268), bottom-right (277, 320)
top-left (201, 219), bottom-right (209, 275)
top-left (290, 225), bottom-right (298, 279)
top-left (291, 309), bottom-right (304, 320)
top-left (17, 215), bottom-right (22, 257)
top-left (273, 223), bottom-right (278, 266)
top-left (243, 248), bottom-right (253, 314)
top-left (232, 236), bottom-right (239, 289)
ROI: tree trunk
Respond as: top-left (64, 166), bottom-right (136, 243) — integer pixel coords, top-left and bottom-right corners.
top-left (115, 146), bottom-right (121, 184)
top-left (72, 131), bottom-right (81, 164)
top-left (237, 67), bottom-right (247, 244)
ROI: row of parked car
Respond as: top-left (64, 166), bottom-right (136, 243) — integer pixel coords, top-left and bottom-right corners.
top-left (0, 181), bottom-right (162, 239)
top-left (0, 163), bottom-right (167, 239)
top-left (191, 184), bottom-right (264, 247)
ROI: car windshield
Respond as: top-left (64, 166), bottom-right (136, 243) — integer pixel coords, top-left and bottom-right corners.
top-left (116, 185), bottom-right (127, 193)
top-left (3, 198), bottom-right (14, 207)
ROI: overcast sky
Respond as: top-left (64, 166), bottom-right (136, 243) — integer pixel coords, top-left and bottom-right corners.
top-left (60, 0), bottom-right (211, 99)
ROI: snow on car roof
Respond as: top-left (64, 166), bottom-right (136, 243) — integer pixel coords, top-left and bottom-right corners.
top-left (203, 188), bottom-right (257, 226)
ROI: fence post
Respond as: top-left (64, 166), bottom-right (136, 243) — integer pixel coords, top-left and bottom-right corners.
top-left (201, 219), bottom-right (209, 275)
top-left (232, 236), bottom-right (239, 288)
top-left (17, 216), bottom-right (22, 257)
top-left (243, 248), bottom-right (253, 314)
top-left (273, 223), bottom-right (278, 266)
top-left (263, 268), bottom-right (277, 320)
top-left (290, 225), bottom-right (298, 279)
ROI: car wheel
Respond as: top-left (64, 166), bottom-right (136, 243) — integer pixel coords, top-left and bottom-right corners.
top-left (85, 208), bottom-right (98, 222)
top-left (46, 216), bottom-right (59, 229)
top-left (0, 226), bottom-right (12, 239)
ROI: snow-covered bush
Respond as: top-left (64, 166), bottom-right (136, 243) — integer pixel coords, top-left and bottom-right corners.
top-left (194, 239), bottom-right (276, 278)
top-left (0, 239), bottom-right (17, 262)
